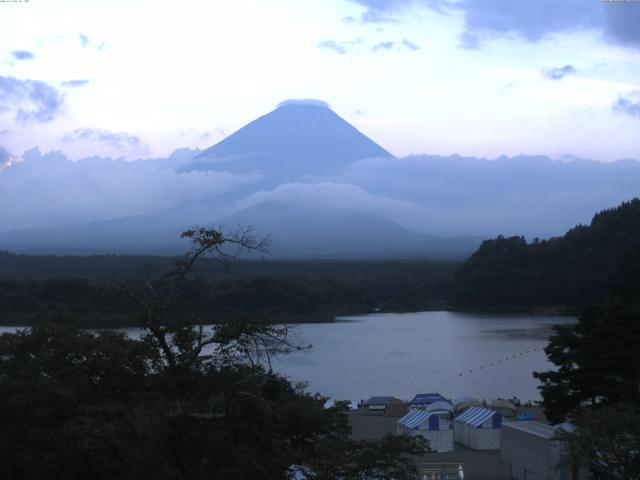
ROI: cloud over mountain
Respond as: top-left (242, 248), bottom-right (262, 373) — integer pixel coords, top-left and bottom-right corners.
top-left (1, 100), bottom-right (639, 256)
top-left (351, 0), bottom-right (640, 49)
top-left (62, 128), bottom-right (144, 152)
top-left (0, 148), bottom-right (261, 232)
top-left (330, 154), bottom-right (640, 237)
top-left (0, 76), bottom-right (64, 124)
top-left (61, 79), bottom-right (90, 88)
top-left (613, 91), bottom-right (640, 118)
top-left (11, 51), bottom-right (35, 61)
top-left (542, 65), bottom-right (576, 80)
top-left (372, 41), bottom-right (394, 52)
top-left (317, 40), bottom-right (348, 55)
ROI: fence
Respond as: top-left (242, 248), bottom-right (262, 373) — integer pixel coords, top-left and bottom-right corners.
top-left (422, 462), bottom-right (464, 480)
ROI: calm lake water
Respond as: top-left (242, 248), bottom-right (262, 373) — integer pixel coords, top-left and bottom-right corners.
top-left (0, 311), bottom-right (575, 403)
top-left (272, 311), bottom-right (575, 403)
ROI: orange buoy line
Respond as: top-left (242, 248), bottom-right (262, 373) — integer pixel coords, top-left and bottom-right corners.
top-left (456, 345), bottom-right (543, 377)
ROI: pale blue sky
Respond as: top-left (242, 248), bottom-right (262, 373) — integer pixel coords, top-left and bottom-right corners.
top-left (0, 0), bottom-right (639, 161)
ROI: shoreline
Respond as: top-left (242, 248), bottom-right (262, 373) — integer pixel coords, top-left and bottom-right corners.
top-left (0, 305), bottom-right (579, 329)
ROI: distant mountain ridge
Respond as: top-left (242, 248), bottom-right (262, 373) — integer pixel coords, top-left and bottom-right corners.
top-left (216, 202), bottom-right (480, 258)
top-left (0, 203), bottom-right (481, 258)
top-left (0, 99), bottom-right (472, 258)
top-left (1, 99), bottom-right (640, 258)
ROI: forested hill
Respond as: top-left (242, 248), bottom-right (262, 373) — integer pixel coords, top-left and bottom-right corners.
top-left (0, 256), bottom-right (458, 327)
top-left (451, 198), bottom-right (640, 308)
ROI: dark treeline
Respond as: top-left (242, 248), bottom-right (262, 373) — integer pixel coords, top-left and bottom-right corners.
top-left (532, 249), bottom-right (640, 478)
top-left (451, 198), bottom-right (640, 308)
top-left (4, 197), bottom-right (640, 325)
top-left (0, 256), bottom-right (458, 327)
top-left (0, 228), bottom-right (425, 480)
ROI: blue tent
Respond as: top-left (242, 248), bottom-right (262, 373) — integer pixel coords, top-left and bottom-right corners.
top-left (396, 409), bottom-right (454, 452)
top-left (408, 393), bottom-right (447, 406)
top-left (364, 396), bottom-right (395, 411)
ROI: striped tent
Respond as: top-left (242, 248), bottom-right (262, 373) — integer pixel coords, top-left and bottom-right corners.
top-left (454, 407), bottom-right (502, 450)
top-left (396, 409), bottom-right (454, 452)
top-left (407, 393), bottom-right (446, 406)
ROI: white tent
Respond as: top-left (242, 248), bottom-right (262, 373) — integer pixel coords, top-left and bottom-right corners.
top-left (425, 400), bottom-right (454, 416)
top-left (452, 395), bottom-right (483, 414)
top-left (396, 409), bottom-right (454, 453)
top-left (454, 407), bottom-right (502, 450)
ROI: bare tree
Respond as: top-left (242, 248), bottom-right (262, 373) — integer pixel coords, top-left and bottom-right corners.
top-left (115, 225), bottom-right (307, 370)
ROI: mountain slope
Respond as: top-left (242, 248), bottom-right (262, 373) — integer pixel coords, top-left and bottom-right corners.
top-left (216, 202), bottom-right (480, 259)
top-left (181, 100), bottom-right (393, 181)
top-left (0, 202), bottom-right (481, 258)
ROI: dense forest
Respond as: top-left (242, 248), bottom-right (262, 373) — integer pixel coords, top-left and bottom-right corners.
top-left (0, 255), bottom-right (457, 327)
top-left (3, 197), bottom-right (640, 326)
top-left (0, 228), bottom-right (425, 479)
top-left (451, 198), bottom-right (640, 308)
top-left (532, 248), bottom-right (640, 478)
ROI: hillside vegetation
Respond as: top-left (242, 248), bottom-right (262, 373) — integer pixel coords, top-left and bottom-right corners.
top-left (0, 257), bottom-right (457, 327)
top-left (452, 198), bottom-right (640, 307)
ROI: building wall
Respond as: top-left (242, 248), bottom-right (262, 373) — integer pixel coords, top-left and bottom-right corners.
top-left (501, 425), bottom-right (552, 480)
top-left (500, 425), bottom-right (589, 480)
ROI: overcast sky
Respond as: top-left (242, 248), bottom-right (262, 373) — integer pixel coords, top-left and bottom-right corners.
top-left (0, 0), bottom-right (639, 161)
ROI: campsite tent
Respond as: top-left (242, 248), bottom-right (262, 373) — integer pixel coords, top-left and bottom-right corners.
top-left (454, 407), bottom-right (502, 450)
top-left (383, 399), bottom-right (408, 417)
top-left (365, 396), bottom-right (395, 411)
top-left (490, 399), bottom-right (517, 418)
top-left (453, 395), bottom-right (483, 414)
top-left (324, 399), bottom-right (358, 411)
top-left (408, 393), bottom-right (447, 407)
top-left (425, 400), bottom-right (454, 416)
top-left (396, 409), bottom-right (454, 452)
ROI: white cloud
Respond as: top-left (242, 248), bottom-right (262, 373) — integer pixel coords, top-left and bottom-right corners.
top-left (0, 148), bottom-right (261, 232)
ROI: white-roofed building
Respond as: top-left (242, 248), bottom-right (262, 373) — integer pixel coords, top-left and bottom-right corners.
top-left (501, 421), bottom-right (588, 480)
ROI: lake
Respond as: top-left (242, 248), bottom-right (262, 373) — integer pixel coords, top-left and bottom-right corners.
top-left (271, 311), bottom-right (576, 403)
top-left (0, 311), bottom-right (575, 403)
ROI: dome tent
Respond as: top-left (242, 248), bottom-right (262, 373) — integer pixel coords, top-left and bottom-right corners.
top-left (453, 395), bottom-right (483, 414)
top-left (425, 400), bottom-right (454, 415)
top-left (383, 399), bottom-right (409, 417)
top-left (490, 399), bottom-right (516, 418)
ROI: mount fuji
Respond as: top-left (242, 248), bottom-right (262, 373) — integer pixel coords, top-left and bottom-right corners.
top-left (0, 100), bottom-right (481, 257)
